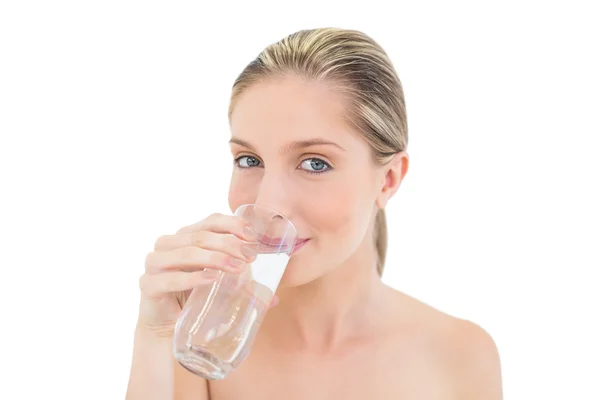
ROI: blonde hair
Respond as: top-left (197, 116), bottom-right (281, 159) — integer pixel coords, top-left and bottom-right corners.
top-left (228, 27), bottom-right (408, 276)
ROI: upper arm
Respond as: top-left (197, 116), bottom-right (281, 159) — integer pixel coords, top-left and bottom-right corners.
top-left (452, 320), bottom-right (503, 399)
top-left (174, 357), bottom-right (210, 400)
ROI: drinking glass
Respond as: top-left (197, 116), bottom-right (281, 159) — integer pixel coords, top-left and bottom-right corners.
top-left (173, 204), bottom-right (297, 379)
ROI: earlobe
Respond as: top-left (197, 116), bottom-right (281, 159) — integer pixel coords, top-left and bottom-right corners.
top-left (375, 195), bottom-right (388, 210)
top-left (374, 172), bottom-right (392, 210)
top-left (376, 152), bottom-right (409, 209)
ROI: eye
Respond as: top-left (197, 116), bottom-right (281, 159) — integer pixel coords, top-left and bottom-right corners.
top-left (234, 155), bottom-right (332, 175)
top-left (234, 155), bottom-right (262, 168)
top-left (299, 158), bottom-right (332, 174)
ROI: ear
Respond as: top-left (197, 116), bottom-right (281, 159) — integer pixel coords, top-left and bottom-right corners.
top-left (375, 151), bottom-right (409, 209)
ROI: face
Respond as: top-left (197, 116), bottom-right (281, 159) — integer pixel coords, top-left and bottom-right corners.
top-left (228, 75), bottom-right (402, 287)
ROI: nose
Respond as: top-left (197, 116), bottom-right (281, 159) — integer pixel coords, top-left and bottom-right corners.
top-left (250, 205), bottom-right (294, 244)
top-left (246, 172), bottom-right (298, 249)
top-left (253, 170), bottom-right (293, 221)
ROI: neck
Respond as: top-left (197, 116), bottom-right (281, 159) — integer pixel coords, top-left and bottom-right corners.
top-left (265, 241), bottom-right (387, 353)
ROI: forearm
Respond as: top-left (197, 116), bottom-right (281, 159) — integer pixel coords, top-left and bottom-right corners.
top-left (126, 329), bottom-right (174, 400)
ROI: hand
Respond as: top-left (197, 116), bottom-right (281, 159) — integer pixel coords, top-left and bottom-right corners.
top-left (136, 213), bottom-right (261, 337)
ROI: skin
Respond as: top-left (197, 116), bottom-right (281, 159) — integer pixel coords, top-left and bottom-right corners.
top-left (200, 75), bottom-right (503, 399)
top-left (128, 73), bottom-right (502, 400)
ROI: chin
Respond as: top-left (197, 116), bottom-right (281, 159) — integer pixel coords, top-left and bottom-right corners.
top-left (278, 260), bottom-right (309, 288)
top-left (277, 254), bottom-right (330, 288)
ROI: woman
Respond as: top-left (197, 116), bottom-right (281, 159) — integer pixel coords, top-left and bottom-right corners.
top-left (126, 27), bottom-right (503, 399)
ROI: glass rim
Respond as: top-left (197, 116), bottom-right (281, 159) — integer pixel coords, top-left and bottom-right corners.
top-left (234, 203), bottom-right (298, 251)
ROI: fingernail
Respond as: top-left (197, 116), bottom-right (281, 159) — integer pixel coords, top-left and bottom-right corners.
top-left (244, 226), bottom-right (258, 240)
top-left (241, 244), bottom-right (257, 261)
top-left (202, 269), bottom-right (221, 281)
top-left (228, 257), bottom-right (245, 268)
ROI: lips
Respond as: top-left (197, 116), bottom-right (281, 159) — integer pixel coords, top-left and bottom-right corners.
top-left (255, 235), bottom-right (288, 246)
top-left (292, 239), bottom-right (309, 254)
top-left (255, 235), bottom-right (309, 254)
top-left (257, 235), bottom-right (308, 246)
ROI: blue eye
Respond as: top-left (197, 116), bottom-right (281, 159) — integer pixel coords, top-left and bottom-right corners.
top-left (300, 158), bottom-right (331, 174)
top-left (234, 156), bottom-right (261, 168)
top-left (233, 155), bottom-right (332, 175)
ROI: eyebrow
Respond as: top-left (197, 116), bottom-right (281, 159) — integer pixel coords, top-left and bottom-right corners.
top-left (229, 137), bottom-right (346, 154)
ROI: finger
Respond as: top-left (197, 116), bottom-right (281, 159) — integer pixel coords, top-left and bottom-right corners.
top-left (154, 231), bottom-right (257, 263)
top-left (176, 213), bottom-right (257, 242)
top-left (145, 246), bottom-right (249, 274)
top-left (139, 270), bottom-right (218, 298)
top-left (269, 295), bottom-right (279, 308)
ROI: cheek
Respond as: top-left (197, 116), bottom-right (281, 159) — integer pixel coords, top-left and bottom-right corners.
top-left (303, 175), bottom-right (375, 240)
top-left (228, 171), bottom-right (259, 212)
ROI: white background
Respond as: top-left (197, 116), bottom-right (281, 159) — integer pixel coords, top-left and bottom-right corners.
top-left (1, 1), bottom-right (598, 399)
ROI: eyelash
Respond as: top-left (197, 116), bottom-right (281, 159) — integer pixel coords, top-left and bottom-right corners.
top-left (233, 155), bottom-right (333, 175)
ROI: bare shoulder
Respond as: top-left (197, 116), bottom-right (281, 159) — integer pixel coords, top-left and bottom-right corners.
top-left (385, 287), bottom-right (503, 399)
top-left (440, 316), bottom-right (503, 399)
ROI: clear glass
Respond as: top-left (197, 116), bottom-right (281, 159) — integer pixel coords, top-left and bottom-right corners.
top-left (173, 204), bottom-right (297, 380)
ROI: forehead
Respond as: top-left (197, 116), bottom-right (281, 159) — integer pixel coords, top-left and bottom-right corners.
top-left (229, 76), bottom-right (360, 148)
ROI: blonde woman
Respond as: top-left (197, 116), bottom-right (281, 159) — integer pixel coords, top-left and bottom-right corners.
top-left (127, 27), bottom-right (503, 399)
